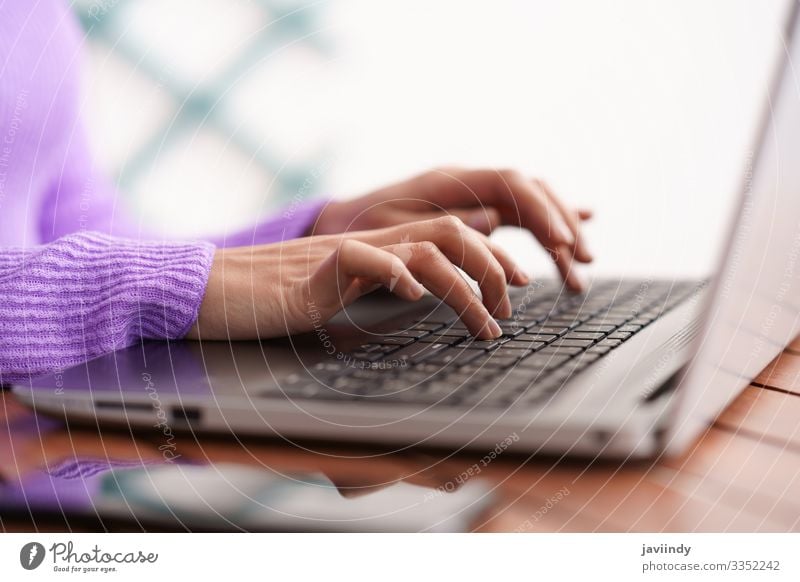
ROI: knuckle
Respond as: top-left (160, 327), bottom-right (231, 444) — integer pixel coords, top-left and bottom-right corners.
top-left (414, 241), bottom-right (440, 259)
top-left (335, 238), bottom-right (355, 255)
top-left (436, 214), bottom-right (464, 233)
top-left (333, 238), bottom-right (360, 263)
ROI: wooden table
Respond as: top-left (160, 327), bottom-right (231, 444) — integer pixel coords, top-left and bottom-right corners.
top-left (2, 337), bottom-right (799, 532)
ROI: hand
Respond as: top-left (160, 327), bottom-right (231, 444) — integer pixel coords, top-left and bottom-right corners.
top-left (186, 217), bottom-right (529, 341)
top-left (310, 168), bottom-right (593, 290)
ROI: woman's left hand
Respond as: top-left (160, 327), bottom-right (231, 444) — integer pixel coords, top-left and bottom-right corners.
top-left (309, 167), bottom-right (593, 291)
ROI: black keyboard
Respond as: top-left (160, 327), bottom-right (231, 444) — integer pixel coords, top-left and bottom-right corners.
top-left (273, 279), bottom-right (704, 408)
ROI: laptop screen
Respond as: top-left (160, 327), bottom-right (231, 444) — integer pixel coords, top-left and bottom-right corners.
top-left (668, 2), bottom-right (800, 452)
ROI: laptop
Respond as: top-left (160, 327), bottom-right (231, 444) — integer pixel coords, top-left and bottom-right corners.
top-left (13, 4), bottom-right (800, 459)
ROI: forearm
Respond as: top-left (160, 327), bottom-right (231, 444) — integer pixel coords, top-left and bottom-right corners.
top-left (0, 232), bottom-right (214, 384)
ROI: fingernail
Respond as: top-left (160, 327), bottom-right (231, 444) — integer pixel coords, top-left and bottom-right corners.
top-left (489, 319), bottom-right (502, 337)
top-left (574, 247), bottom-right (592, 263)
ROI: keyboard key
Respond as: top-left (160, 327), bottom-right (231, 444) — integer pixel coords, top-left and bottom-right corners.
top-left (587, 316), bottom-right (623, 327)
top-left (595, 338), bottom-right (623, 349)
top-left (411, 321), bottom-right (447, 332)
top-left (461, 338), bottom-right (505, 350)
top-left (564, 331), bottom-right (606, 340)
top-left (617, 324), bottom-right (644, 333)
top-left (517, 354), bottom-right (571, 370)
top-left (607, 331), bottom-right (633, 340)
top-left (501, 339), bottom-right (546, 351)
top-left (517, 332), bottom-right (558, 341)
top-left (384, 329), bottom-right (431, 339)
top-left (544, 318), bottom-right (583, 328)
top-left (536, 346), bottom-right (584, 356)
top-left (376, 336), bottom-right (416, 347)
top-left (574, 324), bottom-right (616, 333)
top-left (548, 338), bottom-right (595, 348)
top-left (357, 343), bottom-right (383, 353)
top-left (527, 326), bottom-right (570, 336)
top-left (509, 312), bottom-right (544, 324)
top-left (425, 349), bottom-right (486, 367)
top-left (495, 322), bottom-right (528, 337)
top-left (388, 341), bottom-right (451, 364)
top-left (418, 333), bottom-right (467, 345)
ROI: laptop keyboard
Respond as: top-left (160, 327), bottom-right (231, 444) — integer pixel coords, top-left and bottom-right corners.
top-left (273, 279), bottom-right (704, 408)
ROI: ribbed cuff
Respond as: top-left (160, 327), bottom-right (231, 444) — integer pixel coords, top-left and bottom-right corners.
top-left (0, 231), bottom-right (215, 383)
top-left (123, 235), bottom-right (217, 340)
top-left (67, 232), bottom-right (216, 342)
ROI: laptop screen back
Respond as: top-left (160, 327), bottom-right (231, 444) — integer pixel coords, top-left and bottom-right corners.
top-left (668, 3), bottom-right (800, 452)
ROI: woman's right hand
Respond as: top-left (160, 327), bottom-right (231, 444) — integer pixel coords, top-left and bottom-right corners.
top-left (185, 216), bottom-right (529, 342)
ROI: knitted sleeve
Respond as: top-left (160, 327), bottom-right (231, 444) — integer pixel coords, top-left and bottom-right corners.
top-left (0, 231), bottom-right (215, 385)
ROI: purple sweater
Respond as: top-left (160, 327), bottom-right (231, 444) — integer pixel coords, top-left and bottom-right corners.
top-left (0, 1), bottom-right (324, 384)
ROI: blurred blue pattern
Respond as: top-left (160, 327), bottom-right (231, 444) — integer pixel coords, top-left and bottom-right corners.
top-left (71, 0), bottom-right (332, 229)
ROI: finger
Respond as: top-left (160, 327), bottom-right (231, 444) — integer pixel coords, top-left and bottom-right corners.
top-left (475, 231), bottom-right (530, 287)
top-left (391, 206), bottom-right (503, 235)
top-left (577, 208), bottom-right (593, 221)
top-left (396, 241), bottom-right (502, 339)
top-left (310, 239), bottom-right (425, 309)
top-left (423, 217), bottom-right (513, 317)
top-left (538, 179), bottom-right (593, 263)
top-left (355, 217), bottom-right (528, 295)
top-left (385, 217), bottom-right (512, 318)
top-left (489, 169), bottom-right (575, 249)
top-left (406, 168), bottom-right (576, 249)
top-left (548, 243), bottom-right (584, 293)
